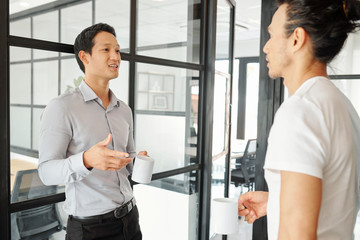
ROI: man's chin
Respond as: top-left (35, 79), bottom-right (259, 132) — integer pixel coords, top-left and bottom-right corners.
top-left (268, 71), bottom-right (281, 80)
top-left (109, 73), bottom-right (119, 80)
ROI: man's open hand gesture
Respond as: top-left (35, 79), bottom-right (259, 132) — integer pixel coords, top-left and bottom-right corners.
top-left (83, 133), bottom-right (133, 171)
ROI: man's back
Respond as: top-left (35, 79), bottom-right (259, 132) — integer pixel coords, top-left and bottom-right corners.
top-left (265, 76), bottom-right (360, 239)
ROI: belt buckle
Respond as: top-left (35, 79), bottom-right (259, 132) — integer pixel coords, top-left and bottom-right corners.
top-left (113, 199), bottom-right (133, 219)
top-left (114, 205), bottom-right (126, 219)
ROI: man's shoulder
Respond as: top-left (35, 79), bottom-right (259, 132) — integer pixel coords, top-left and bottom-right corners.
top-left (53, 88), bottom-right (82, 103)
top-left (295, 77), bottom-right (342, 107)
top-left (118, 99), bottom-right (131, 111)
top-left (46, 88), bottom-right (83, 110)
top-left (282, 78), bottom-right (339, 114)
top-left (60, 88), bottom-right (83, 101)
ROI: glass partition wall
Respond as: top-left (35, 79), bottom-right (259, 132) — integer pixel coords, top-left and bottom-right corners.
top-left (1, 1), bottom-right (236, 240)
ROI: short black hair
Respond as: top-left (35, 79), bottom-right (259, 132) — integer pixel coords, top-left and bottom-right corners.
top-left (276, 0), bottom-right (360, 63)
top-left (74, 23), bottom-right (116, 73)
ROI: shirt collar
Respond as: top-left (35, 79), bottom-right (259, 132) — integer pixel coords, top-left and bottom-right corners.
top-left (109, 89), bottom-right (121, 108)
top-left (79, 80), bottom-right (120, 108)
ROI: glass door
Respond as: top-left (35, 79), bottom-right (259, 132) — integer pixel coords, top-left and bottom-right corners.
top-left (209, 0), bottom-right (234, 239)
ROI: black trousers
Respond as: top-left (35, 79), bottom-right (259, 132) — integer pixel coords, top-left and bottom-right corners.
top-left (65, 206), bottom-right (142, 240)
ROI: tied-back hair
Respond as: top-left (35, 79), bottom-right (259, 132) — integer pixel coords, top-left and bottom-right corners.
top-left (276, 0), bottom-right (360, 63)
top-left (74, 23), bottom-right (116, 73)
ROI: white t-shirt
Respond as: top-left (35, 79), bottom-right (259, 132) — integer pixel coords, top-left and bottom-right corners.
top-left (264, 76), bottom-right (360, 240)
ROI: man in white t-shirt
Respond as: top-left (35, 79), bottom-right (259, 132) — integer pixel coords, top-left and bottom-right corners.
top-left (238, 1), bottom-right (360, 239)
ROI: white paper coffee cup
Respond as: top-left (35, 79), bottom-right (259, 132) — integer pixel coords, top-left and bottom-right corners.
top-left (131, 155), bottom-right (154, 184)
top-left (212, 198), bottom-right (238, 235)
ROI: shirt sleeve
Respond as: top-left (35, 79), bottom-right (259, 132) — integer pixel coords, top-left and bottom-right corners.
top-left (126, 108), bottom-right (136, 173)
top-left (38, 97), bottom-right (91, 185)
top-left (264, 97), bottom-right (330, 179)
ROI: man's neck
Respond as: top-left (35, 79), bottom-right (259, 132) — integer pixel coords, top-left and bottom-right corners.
top-left (283, 58), bottom-right (328, 95)
top-left (84, 77), bottom-right (111, 109)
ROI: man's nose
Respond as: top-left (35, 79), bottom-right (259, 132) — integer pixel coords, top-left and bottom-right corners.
top-left (263, 40), bottom-right (269, 54)
top-left (110, 50), bottom-right (120, 60)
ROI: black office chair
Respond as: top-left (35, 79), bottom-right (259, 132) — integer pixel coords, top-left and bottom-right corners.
top-left (231, 139), bottom-right (257, 194)
top-left (11, 169), bottom-right (63, 240)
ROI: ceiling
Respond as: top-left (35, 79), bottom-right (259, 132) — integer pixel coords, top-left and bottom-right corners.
top-left (9, 0), bottom-right (261, 57)
top-left (10, 0), bottom-right (58, 14)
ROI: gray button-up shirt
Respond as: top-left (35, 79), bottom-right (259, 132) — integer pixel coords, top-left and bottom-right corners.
top-left (38, 81), bottom-right (136, 217)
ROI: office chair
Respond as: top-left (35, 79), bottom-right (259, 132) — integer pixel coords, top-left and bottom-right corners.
top-left (231, 139), bottom-right (257, 194)
top-left (11, 169), bottom-right (63, 240)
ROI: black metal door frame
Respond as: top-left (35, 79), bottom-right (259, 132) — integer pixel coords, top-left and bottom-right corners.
top-left (0, 1), bottom-right (237, 240)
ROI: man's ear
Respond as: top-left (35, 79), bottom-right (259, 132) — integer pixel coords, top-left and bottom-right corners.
top-left (292, 27), bottom-right (307, 52)
top-left (78, 50), bottom-right (89, 65)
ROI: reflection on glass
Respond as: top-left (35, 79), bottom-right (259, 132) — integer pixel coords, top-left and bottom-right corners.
top-left (136, 63), bottom-right (191, 112)
top-left (10, 62), bottom-right (31, 105)
top-left (34, 48), bottom-right (59, 60)
top-left (33, 60), bottom-right (59, 105)
top-left (10, 46), bottom-right (31, 62)
top-left (136, 114), bottom-right (186, 172)
top-left (11, 201), bottom-right (66, 239)
top-left (61, 57), bottom-right (129, 103)
top-left (216, 0), bottom-right (231, 61)
top-left (60, 56), bottom-right (84, 94)
top-left (9, 18), bottom-right (30, 38)
top-left (212, 73), bottom-right (228, 157)
top-left (10, 107), bottom-right (31, 149)
top-left (95, 0), bottom-right (130, 52)
top-left (33, 11), bottom-right (59, 42)
top-left (10, 168), bottom-right (60, 203)
top-left (10, 47), bottom-right (69, 202)
top-left (9, 0), bottom-right (132, 50)
top-left (137, 72), bottom-right (175, 111)
top-left (133, 172), bottom-right (199, 240)
top-left (61, 2), bottom-right (92, 44)
top-left (137, 0), bottom-right (200, 63)
top-left (135, 63), bottom-right (199, 173)
top-left (109, 61), bottom-right (129, 104)
top-left (10, 0), bottom-right (59, 15)
top-left (210, 155), bottom-right (226, 238)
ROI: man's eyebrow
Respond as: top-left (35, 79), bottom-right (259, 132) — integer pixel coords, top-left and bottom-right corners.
top-left (99, 43), bottom-right (120, 47)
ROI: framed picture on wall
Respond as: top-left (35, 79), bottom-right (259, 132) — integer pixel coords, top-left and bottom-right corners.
top-left (153, 95), bottom-right (168, 109)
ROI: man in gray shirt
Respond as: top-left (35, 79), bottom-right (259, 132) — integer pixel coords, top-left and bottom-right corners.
top-left (38, 23), bottom-right (145, 240)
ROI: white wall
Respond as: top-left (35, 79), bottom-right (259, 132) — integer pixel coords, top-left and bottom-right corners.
top-left (134, 184), bottom-right (198, 240)
top-left (234, 38), bottom-right (260, 58)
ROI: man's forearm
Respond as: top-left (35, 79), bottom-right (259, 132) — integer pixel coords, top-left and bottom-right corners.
top-left (38, 152), bottom-right (91, 185)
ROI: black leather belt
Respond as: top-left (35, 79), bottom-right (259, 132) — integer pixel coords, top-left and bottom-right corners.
top-left (71, 198), bottom-right (136, 223)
